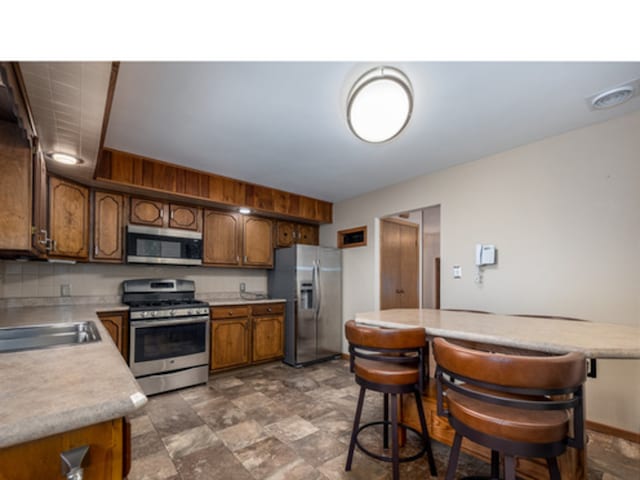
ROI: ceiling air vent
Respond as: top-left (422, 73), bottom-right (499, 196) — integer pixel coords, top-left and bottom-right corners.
top-left (587, 78), bottom-right (640, 110)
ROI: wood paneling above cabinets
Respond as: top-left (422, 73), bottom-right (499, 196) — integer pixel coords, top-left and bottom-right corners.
top-left (96, 148), bottom-right (332, 224)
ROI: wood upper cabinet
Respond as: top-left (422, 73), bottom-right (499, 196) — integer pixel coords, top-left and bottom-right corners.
top-left (243, 216), bottom-right (273, 267)
top-left (48, 176), bottom-right (89, 259)
top-left (97, 310), bottom-right (128, 360)
top-left (129, 197), bottom-right (165, 227)
top-left (169, 204), bottom-right (201, 231)
top-left (276, 221), bottom-right (318, 248)
top-left (129, 197), bottom-right (202, 232)
top-left (93, 191), bottom-right (124, 262)
top-left (203, 210), bottom-right (273, 268)
top-left (297, 223), bottom-right (318, 245)
top-left (203, 210), bottom-right (242, 266)
top-left (0, 123), bottom-right (48, 257)
top-left (210, 306), bottom-right (251, 371)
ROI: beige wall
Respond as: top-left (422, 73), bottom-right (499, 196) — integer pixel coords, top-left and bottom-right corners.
top-left (320, 110), bottom-right (640, 432)
top-left (0, 261), bottom-right (267, 298)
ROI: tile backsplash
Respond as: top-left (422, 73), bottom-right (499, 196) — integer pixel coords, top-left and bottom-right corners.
top-left (0, 260), bottom-right (267, 299)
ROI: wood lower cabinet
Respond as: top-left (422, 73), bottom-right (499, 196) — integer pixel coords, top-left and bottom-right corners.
top-left (251, 303), bottom-right (284, 363)
top-left (210, 306), bottom-right (251, 371)
top-left (210, 303), bottom-right (284, 372)
top-left (97, 311), bottom-right (128, 360)
top-left (129, 197), bottom-right (202, 232)
top-left (276, 221), bottom-right (318, 248)
top-left (48, 176), bottom-right (90, 259)
top-left (93, 191), bottom-right (125, 262)
top-left (0, 418), bottom-right (125, 480)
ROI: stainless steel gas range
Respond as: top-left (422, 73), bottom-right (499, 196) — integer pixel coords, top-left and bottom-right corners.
top-left (122, 279), bottom-right (210, 395)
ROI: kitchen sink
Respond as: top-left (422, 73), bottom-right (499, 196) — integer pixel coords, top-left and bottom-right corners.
top-left (0, 321), bottom-right (101, 353)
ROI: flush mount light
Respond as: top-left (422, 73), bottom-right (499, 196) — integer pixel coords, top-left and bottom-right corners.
top-left (587, 78), bottom-right (640, 111)
top-left (347, 66), bottom-right (413, 143)
top-left (238, 207), bottom-right (251, 215)
top-left (49, 152), bottom-right (83, 165)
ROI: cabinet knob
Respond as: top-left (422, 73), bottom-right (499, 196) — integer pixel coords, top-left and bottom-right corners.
top-left (267, 308), bottom-right (272, 312)
top-left (228, 311), bottom-right (233, 316)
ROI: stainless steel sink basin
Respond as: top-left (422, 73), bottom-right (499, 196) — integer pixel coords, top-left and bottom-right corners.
top-left (0, 321), bottom-right (101, 353)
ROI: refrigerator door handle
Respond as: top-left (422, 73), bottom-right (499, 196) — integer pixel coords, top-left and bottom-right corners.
top-left (315, 260), bottom-right (322, 318)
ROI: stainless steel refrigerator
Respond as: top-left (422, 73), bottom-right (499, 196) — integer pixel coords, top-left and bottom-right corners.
top-left (268, 244), bottom-right (342, 367)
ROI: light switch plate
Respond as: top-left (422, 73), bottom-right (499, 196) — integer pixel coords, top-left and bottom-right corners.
top-left (453, 266), bottom-right (462, 278)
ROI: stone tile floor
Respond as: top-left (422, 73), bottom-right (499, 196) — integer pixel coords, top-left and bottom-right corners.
top-left (127, 359), bottom-right (639, 480)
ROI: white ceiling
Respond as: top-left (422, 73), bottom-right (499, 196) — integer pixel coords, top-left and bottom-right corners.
top-left (21, 61), bottom-right (640, 203)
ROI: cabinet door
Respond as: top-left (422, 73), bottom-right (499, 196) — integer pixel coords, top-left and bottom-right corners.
top-left (276, 221), bottom-right (295, 248)
top-left (242, 216), bottom-right (273, 267)
top-left (297, 224), bottom-right (319, 245)
top-left (130, 197), bottom-right (166, 227)
top-left (169, 204), bottom-right (201, 231)
top-left (93, 191), bottom-right (124, 262)
top-left (202, 210), bottom-right (241, 266)
top-left (210, 318), bottom-right (250, 370)
top-left (252, 315), bottom-right (284, 363)
top-left (0, 124), bottom-right (32, 252)
top-left (97, 311), bottom-right (128, 360)
top-left (48, 177), bottom-right (89, 259)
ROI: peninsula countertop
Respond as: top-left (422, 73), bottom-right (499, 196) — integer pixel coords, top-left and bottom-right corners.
top-left (0, 304), bottom-right (146, 449)
top-left (355, 309), bottom-right (640, 359)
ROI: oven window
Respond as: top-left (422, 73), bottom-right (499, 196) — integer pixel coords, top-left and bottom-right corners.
top-left (134, 322), bottom-right (206, 363)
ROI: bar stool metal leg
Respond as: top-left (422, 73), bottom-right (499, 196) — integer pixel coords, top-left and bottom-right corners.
top-left (346, 386), bottom-right (366, 471)
top-left (414, 389), bottom-right (437, 476)
top-left (383, 393), bottom-right (389, 449)
top-left (491, 450), bottom-right (500, 478)
top-left (504, 455), bottom-right (516, 480)
top-left (446, 433), bottom-right (463, 480)
top-left (390, 393), bottom-right (400, 480)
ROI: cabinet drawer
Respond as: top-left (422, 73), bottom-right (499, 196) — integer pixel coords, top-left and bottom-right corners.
top-left (251, 303), bottom-right (285, 316)
top-left (211, 306), bottom-right (251, 319)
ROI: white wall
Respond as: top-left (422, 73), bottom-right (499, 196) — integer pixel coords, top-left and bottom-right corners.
top-left (320, 110), bottom-right (640, 432)
top-left (0, 261), bottom-right (267, 298)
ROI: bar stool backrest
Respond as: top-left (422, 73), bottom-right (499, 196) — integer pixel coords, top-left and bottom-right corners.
top-left (433, 337), bottom-right (587, 449)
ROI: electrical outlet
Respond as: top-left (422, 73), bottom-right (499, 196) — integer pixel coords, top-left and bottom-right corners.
top-left (60, 284), bottom-right (71, 297)
top-left (240, 282), bottom-right (246, 293)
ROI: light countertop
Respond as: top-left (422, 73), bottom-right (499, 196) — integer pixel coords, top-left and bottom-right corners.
top-left (355, 309), bottom-right (640, 359)
top-left (0, 304), bottom-right (146, 449)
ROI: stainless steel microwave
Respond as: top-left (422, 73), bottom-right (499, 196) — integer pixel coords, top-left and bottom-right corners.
top-left (126, 225), bottom-right (203, 265)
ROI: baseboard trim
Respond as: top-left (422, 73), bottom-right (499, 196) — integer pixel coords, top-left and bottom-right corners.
top-left (586, 420), bottom-right (640, 444)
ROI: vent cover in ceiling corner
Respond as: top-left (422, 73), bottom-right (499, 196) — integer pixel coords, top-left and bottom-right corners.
top-left (586, 77), bottom-right (640, 110)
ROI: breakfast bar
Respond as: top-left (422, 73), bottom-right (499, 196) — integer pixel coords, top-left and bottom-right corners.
top-left (354, 309), bottom-right (640, 480)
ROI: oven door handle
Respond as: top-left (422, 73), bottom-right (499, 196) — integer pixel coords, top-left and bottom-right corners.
top-left (130, 316), bottom-right (209, 328)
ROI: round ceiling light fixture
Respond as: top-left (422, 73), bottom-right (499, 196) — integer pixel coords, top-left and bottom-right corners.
top-left (347, 66), bottom-right (413, 143)
top-left (49, 152), bottom-right (83, 165)
top-left (591, 86), bottom-right (635, 110)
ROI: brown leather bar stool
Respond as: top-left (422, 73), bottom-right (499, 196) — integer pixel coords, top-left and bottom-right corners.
top-left (344, 320), bottom-right (438, 480)
top-left (433, 337), bottom-right (587, 480)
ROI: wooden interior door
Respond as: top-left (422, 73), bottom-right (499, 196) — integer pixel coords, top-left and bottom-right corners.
top-left (380, 218), bottom-right (419, 309)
